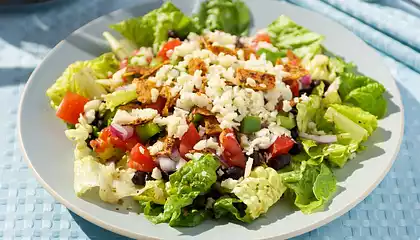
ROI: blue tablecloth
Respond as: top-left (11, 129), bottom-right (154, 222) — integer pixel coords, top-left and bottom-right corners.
top-left (1, 0), bottom-right (419, 239)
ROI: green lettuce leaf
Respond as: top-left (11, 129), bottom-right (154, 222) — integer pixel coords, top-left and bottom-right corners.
top-left (145, 154), bottom-right (219, 226)
top-left (230, 167), bottom-right (287, 220)
top-left (338, 73), bottom-right (375, 97)
top-left (323, 143), bottom-right (356, 168)
top-left (286, 163), bottom-right (336, 214)
top-left (296, 95), bottom-right (321, 133)
top-left (213, 197), bottom-right (252, 222)
top-left (345, 83), bottom-right (387, 118)
top-left (74, 156), bottom-right (139, 203)
top-left (257, 48), bottom-right (287, 64)
top-left (330, 104), bottom-right (378, 135)
top-left (133, 180), bottom-right (167, 205)
top-left (267, 15), bottom-right (324, 58)
top-left (103, 31), bottom-right (137, 60)
top-left (46, 53), bottom-right (118, 109)
top-left (103, 88), bottom-right (137, 110)
top-left (324, 106), bottom-right (369, 143)
top-left (110, 2), bottom-right (201, 51)
top-left (338, 73), bottom-right (387, 118)
top-left (311, 80), bottom-right (325, 96)
top-left (197, 0), bottom-right (250, 36)
top-left (322, 91), bottom-right (342, 106)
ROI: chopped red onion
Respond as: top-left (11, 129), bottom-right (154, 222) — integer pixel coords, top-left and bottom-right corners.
top-left (158, 156), bottom-right (176, 172)
top-left (299, 132), bottom-right (337, 144)
top-left (110, 123), bottom-right (134, 141)
top-left (171, 148), bottom-right (181, 161)
top-left (300, 74), bottom-right (312, 86)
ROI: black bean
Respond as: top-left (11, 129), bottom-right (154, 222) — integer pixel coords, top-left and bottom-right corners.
top-left (160, 171), bottom-right (174, 181)
top-left (251, 151), bottom-right (265, 167)
top-left (289, 142), bottom-right (303, 155)
top-left (289, 108), bottom-right (298, 115)
top-left (167, 30), bottom-right (178, 38)
top-left (267, 154), bottom-right (291, 170)
top-left (145, 173), bottom-right (155, 181)
top-left (224, 167), bottom-right (245, 180)
top-left (207, 187), bottom-right (222, 199)
top-left (322, 80), bottom-right (331, 89)
top-left (311, 80), bottom-right (321, 88)
top-left (131, 171), bottom-right (147, 186)
top-left (299, 88), bottom-right (313, 96)
top-left (291, 127), bottom-right (299, 140)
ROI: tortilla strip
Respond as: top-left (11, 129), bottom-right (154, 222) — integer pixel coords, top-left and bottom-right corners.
top-left (235, 68), bottom-right (276, 91)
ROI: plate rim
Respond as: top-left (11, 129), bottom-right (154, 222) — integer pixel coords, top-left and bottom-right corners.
top-left (17, 0), bottom-right (405, 239)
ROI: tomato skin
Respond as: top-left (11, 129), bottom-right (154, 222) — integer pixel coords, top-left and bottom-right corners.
top-left (157, 39), bottom-right (182, 60)
top-left (253, 32), bottom-right (271, 44)
top-left (143, 96), bottom-right (166, 113)
top-left (179, 123), bottom-right (201, 159)
top-left (219, 129), bottom-right (246, 168)
top-left (268, 135), bottom-right (295, 158)
top-left (56, 92), bottom-right (89, 124)
top-left (129, 143), bottom-right (156, 172)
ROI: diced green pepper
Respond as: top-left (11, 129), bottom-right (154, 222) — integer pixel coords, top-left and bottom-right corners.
top-left (136, 122), bottom-right (161, 143)
top-left (240, 116), bottom-right (261, 134)
top-left (276, 115), bottom-right (296, 130)
top-left (92, 126), bottom-right (100, 138)
top-left (192, 113), bottom-right (204, 126)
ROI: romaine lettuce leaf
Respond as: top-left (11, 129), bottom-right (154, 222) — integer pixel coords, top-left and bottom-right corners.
top-left (330, 104), bottom-right (378, 135)
top-left (286, 163), bottom-right (336, 214)
top-left (213, 197), bottom-right (252, 222)
top-left (296, 95), bottom-right (321, 133)
top-left (103, 31), bottom-right (137, 60)
top-left (324, 106), bottom-right (369, 143)
top-left (323, 143), bottom-right (355, 168)
top-left (144, 154), bottom-right (219, 226)
top-left (339, 73), bottom-right (375, 97)
top-left (230, 167), bottom-right (287, 220)
top-left (338, 73), bottom-right (387, 118)
top-left (267, 15), bottom-right (324, 58)
top-left (103, 88), bottom-right (137, 110)
top-left (133, 180), bottom-right (167, 205)
top-left (197, 0), bottom-right (250, 36)
top-left (74, 157), bottom-right (138, 203)
top-left (46, 53), bottom-right (118, 109)
top-left (110, 2), bottom-right (201, 51)
top-left (345, 83), bottom-right (387, 119)
top-left (257, 48), bottom-right (287, 64)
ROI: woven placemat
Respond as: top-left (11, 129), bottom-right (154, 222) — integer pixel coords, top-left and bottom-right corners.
top-left (0, 0), bottom-right (418, 239)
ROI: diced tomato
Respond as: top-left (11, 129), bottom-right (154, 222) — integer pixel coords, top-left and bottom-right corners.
top-left (253, 32), bottom-right (271, 44)
top-left (90, 138), bottom-right (110, 153)
top-left (284, 80), bottom-right (299, 97)
top-left (56, 92), bottom-right (89, 124)
top-left (90, 127), bottom-right (139, 153)
top-left (268, 135), bottom-right (295, 158)
top-left (157, 39), bottom-right (182, 60)
top-left (144, 96), bottom-right (166, 113)
top-left (129, 143), bottom-right (156, 172)
top-left (179, 123), bottom-right (201, 159)
top-left (120, 58), bottom-right (128, 69)
top-left (219, 129), bottom-right (246, 168)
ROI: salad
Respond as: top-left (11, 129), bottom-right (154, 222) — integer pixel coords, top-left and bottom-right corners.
top-left (46, 0), bottom-right (387, 227)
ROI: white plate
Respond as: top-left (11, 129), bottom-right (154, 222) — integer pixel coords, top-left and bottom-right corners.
top-left (18, 0), bottom-right (404, 239)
